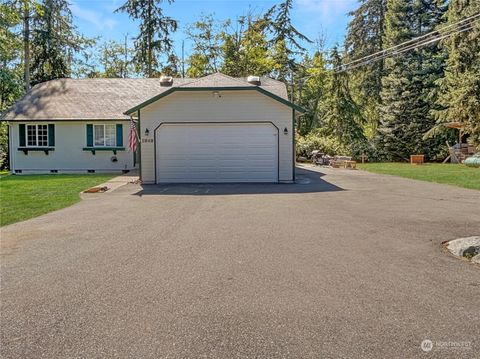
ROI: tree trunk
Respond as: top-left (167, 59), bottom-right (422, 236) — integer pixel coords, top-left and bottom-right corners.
top-left (123, 34), bottom-right (128, 78)
top-left (147, 1), bottom-right (153, 78)
top-left (147, 44), bottom-right (152, 77)
top-left (23, 1), bottom-right (31, 91)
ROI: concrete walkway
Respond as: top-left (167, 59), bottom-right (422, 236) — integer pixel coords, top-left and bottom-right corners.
top-left (83, 169), bottom-right (140, 194)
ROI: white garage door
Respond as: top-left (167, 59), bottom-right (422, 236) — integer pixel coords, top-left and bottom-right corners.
top-left (155, 123), bottom-right (278, 183)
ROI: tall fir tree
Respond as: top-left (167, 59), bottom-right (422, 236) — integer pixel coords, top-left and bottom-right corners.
top-left (295, 51), bottom-right (329, 135)
top-left (432, 0), bottom-right (480, 146)
top-left (379, 0), bottom-right (447, 160)
top-left (324, 48), bottom-right (365, 148)
top-left (345, 0), bottom-right (386, 139)
top-left (30, 0), bottom-right (84, 85)
top-left (1, 2), bottom-right (23, 110)
top-left (265, 0), bottom-right (312, 84)
top-left (0, 2), bottom-right (24, 168)
top-left (116, 0), bottom-right (177, 77)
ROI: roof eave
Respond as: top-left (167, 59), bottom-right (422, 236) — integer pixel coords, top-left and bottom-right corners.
top-left (123, 86), bottom-right (306, 116)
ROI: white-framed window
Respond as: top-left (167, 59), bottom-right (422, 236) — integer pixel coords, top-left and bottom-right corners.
top-left (94, 124), bottom-right (116, 147)
top-left (26, 124), bottom-right (49, 147)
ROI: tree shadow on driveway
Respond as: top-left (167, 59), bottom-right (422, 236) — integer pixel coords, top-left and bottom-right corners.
top-left (133, 167), bottom-right (344, 196)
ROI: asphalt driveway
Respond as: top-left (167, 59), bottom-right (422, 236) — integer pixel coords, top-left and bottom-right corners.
top-left (1, 166), bottom-right (479, 358)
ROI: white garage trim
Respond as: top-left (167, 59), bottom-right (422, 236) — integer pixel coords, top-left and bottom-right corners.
top-left (154, 122), bottom-right (279, 183)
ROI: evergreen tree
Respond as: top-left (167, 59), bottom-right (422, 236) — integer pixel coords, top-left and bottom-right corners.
top-left (0, 2), bottom-right (23, 111)
top-left (324, 48), bottom-right (365, 148)
top-left (162, 53), bottom-right (180, 76)
top-left (0, 2), bottom-right (24, 169)
top-left (270, 39), bottom-right (291, 83)
top-left (11, 0), bottom-right (41, 90)
top-left (379, 0), bottom-right (447, 160)
top-left (265, 0), bottom-right (311, 52)
top-left (30, 0), bottom-right (83, 84)
top-left (116, 0), bottom-right (177, 77)
top-left (433, 0), bottom-right (480, 146)
top-left (345, 0), bottom-right (386, 139)
top-left (295, 51), bottom-right (328, 135)
top-left (265, 0), bottom-right (312, 83)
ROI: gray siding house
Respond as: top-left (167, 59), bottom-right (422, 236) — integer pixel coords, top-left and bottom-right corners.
top-left (2, 73), bottom-right (304, 183)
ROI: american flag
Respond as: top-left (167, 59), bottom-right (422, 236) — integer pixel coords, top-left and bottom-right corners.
top-left (128, 119), bottom-right (139, 152)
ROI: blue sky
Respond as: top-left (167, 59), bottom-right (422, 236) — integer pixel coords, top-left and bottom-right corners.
top-left (71, 0), bottom-right (358, 57)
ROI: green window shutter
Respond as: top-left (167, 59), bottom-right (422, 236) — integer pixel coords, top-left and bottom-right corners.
top-left (19, 124), bottom-right (26, 147)
top-left (48, 124), bottom-right (55, 146)
top-left (116, 124), bottom-right (123, 147)
top-left (86, 124), bottom-right (93, 147)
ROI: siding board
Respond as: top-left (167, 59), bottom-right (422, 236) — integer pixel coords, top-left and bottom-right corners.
top-left (11, 121), bottom-right (134, 173)
top-left (140, 90), bottom-right (293, 183)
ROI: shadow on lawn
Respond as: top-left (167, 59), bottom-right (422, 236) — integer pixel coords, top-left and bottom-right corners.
top-left (133, 167), bottom-right (344, 196)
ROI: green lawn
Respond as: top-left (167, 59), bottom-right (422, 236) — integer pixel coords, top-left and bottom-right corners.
top-left (0, 173), bottom-right (114, 227)
top-left (357, 163), bottom-right (480, 191)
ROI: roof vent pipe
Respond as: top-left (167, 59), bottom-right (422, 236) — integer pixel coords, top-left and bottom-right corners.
top-left (160, 76), bottom-right (173, 86)
top-left (247, 75), bottom-right (261, 85)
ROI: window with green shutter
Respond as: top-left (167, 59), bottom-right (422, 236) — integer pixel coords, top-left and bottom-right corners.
top-left (83, 123), bottom-right (125, 154)
top-left (48, 124), bottom-right (55, 146)
top-left (116, 124), bottom-right (123, 147)
top-left (17, 123), bottom-right (55, 154)
top-left (20, 124), bottom-right (53, 147)
top-left (19, 124), bottom-right (26, 147)
top-left (86, 124), bottom-right (93, 147)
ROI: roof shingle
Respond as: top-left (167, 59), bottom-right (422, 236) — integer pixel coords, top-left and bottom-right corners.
top-left (2, 73), bottom-right (288, 121)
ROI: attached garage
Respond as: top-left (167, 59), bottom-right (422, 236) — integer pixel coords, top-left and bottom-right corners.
top-left (124, 73), bottom-right (305, 184)
top-left (155, 123), bottom-right (278, 183)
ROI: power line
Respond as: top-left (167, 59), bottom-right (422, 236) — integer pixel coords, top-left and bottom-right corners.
top-left (338, 22), bottom-right (478, 72)
top-left (335, 12), bottom-right (480, 73)
top-left (340, 12), bottom-right (480, 69)
top-left (337, 12), bottom-right (480, 71)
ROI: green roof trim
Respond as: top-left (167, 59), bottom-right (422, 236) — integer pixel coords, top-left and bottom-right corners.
top-left (123, 86), bottom-right (306, 115)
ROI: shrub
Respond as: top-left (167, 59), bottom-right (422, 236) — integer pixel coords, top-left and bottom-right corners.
top-left (296, 131), bottom-right (348, 158)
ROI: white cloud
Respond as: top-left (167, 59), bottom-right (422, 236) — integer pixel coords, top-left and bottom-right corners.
top-left (71, 3), bottom-right (118, 31)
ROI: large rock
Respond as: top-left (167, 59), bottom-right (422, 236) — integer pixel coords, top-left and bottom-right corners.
top-left (446, 236), bottom-right (480, 257)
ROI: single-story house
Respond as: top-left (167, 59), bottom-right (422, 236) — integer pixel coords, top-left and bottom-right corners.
top-left (2, 73), bottom-right (304, 183)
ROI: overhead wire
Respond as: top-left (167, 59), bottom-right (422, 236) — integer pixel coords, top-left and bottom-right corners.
top-left (335, 12), bottom-right (480, 73)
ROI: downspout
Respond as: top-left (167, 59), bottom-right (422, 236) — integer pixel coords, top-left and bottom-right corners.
top-left (8, 123), bottom-right (12, 173)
